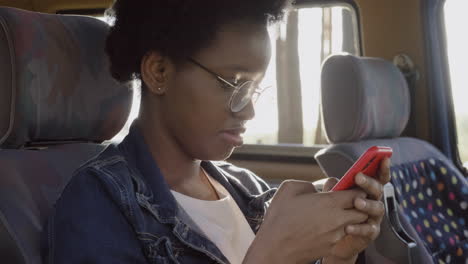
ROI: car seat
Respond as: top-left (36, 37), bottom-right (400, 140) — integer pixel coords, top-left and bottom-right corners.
top-left (315, 54), bottom-right (468, 264)
top-left (0, 7), bottom-right (132, 264)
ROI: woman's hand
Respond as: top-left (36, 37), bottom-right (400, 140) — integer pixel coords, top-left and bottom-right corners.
top-left (243, 181), bottom-right (369, 264)
top-left (322, 158), bottom-right (391, 263)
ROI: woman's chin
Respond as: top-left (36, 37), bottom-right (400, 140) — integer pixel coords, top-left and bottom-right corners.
top-left (197, 144), bottom-right (237, 161)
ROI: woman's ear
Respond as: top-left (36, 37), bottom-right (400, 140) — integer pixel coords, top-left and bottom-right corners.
top-left (141, 51), bottom-right (173, 95)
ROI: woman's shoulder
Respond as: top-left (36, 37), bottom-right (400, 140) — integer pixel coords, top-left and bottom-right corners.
top-left (48, 142), bottom-right (137, 232)
top-left (73, 143), bottom-right (135, 184)
top-left (58, 143), bottom-right (135, 209)
top-left (45, 154), bottom-right (147, 263)
top-left (74, 143), bottom-right (129, 174)
top-left (55, 151), bottom-right (126, 214)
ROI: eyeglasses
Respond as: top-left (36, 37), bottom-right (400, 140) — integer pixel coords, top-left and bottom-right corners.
top-left (188, 57), bottom-right (267, 113)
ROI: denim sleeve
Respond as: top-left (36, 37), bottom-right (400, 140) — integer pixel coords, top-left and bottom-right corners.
top-left (44, 170), bottom-right (149, 264)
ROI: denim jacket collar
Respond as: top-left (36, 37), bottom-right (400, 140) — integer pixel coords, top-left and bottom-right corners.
top-left (117, 122), bottom-right (270, 263)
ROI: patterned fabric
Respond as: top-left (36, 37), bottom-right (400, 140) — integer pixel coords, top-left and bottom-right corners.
top-left (321, 54), bottom-right (410, 143)
top-left (0, 144), bottom-right (105, 263)
top-left (390, 158), bottom-right (468, 264)
top-left (0, 7), bottom-right (132, 148)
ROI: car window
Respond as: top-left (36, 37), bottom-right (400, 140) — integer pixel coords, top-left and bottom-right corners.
top-left (243, 5), bottom-right (359, 147)
top-left (444, 0), bottom-right (468, 165)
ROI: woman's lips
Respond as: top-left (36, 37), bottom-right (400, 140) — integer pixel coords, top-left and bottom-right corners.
top-left (220, 128), bottom-right (246, 146)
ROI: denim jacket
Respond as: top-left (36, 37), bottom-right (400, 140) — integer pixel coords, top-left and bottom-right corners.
top-left (44, 124), bottom-right (277, 264)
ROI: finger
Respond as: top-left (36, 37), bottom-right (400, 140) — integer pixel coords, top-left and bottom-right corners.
top-left (354, 198), bottom-right (385, 218)
top-left (378, 158), bottom-right (391, 185)
top-left (346, 221), bottom-right (380, 240)
top-left (323, 177), bottom-right (339, 192)
top-left (277, 180), bottom-right (318, 196)
top-left (355, 173), bottom-right (383, 200)
top-left (328, 189), bottom-right (367, 209)
top-left (341, 209), bottom-right (369, 225)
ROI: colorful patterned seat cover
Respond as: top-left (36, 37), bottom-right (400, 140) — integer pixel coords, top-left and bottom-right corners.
top-left (390, 159), bottom-right (468, 264)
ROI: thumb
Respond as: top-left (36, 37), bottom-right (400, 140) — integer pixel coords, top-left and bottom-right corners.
top-left (323, 177), bottom-right (339, 192)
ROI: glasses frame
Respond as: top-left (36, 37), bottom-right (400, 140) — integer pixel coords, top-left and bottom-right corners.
top-left (187, 57), bottom-right (265, 113)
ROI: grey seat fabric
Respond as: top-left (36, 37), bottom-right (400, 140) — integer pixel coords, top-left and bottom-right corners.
top-left (0, 7), bottom-right (132, 264)
top-left (319, 54), bottom-right (410, 145)
top-left (315, 54), bottom-right (437, 264)
top-left (0, 144), bottom-right (107, 264)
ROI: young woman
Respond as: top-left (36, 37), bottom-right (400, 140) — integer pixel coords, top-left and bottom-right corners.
top-left (44, 0), bottom-right (390, 263)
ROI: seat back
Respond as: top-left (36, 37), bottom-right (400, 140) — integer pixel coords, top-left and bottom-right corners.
top-left (315, 54), bottom-right (468, 263)
top-left (0, 7), bottom-right (132, 264)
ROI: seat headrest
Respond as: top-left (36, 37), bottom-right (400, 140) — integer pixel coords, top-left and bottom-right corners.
top-left (321, 54), bottom-right (410, 143)
top-left (0, 7), bottom-right (132, 148)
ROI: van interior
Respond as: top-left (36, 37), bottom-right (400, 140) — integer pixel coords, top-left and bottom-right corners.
top-left (0, 0), bottom-right (467, 263)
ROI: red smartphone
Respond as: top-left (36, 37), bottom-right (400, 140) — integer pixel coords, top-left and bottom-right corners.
top-left (331, 146), bottom-right (393, 191)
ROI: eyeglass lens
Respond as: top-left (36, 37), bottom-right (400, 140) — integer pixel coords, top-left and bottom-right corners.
top-left (230, 81), bottom-right (260, 112)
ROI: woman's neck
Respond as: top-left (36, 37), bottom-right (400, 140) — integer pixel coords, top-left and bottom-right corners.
top-left (138, 108), bottom-right (218, 200)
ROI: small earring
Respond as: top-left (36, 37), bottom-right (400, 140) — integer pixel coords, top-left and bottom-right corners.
top-left (157, 87), bottom-right (162, 91)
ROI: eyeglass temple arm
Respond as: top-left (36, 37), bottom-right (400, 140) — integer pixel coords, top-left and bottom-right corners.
top-left (187, 57), bottom-right (237, 89)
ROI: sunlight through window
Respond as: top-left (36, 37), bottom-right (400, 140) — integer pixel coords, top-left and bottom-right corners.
top-left (244, 6), bottom-right (357, 146)
top-left (445, 0), bottom-right (468, 164)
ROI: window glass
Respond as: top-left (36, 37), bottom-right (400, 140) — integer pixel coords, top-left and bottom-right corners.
top-left (299, 8), bottom-right (323, 146)
top-left (242, 26), bottom-right (279, 145)
top-left (245, 6), bottom-right (359, 146)
top-left (444, 1), bottom-right (468, 165)
top-left (107, 5), bottom-right (359, 145)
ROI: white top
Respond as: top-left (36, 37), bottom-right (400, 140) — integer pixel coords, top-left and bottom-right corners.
top-left (171, 173), bottom-right (255, 264)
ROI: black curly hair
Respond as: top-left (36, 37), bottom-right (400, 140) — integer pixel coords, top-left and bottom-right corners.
top-left (105, 0), bottom-right (291, 83)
